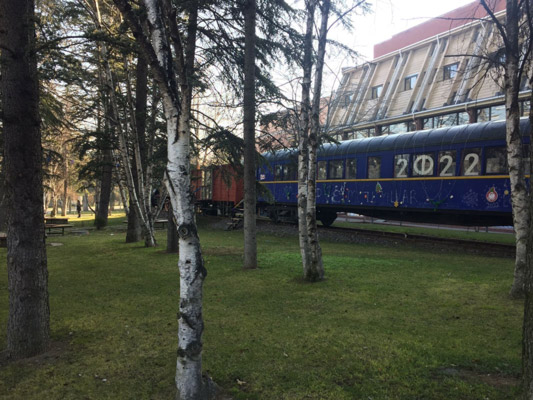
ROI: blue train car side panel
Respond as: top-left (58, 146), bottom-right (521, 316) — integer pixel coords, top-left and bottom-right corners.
top-left (258, 119), bottom-right (530, 226)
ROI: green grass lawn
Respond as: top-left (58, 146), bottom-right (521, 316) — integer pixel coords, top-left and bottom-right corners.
top-left (0, 215), bottom-right (523, 399)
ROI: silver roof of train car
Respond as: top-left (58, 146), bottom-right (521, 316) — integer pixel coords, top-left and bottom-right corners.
top-left (262, 118), bottom-right (529, 162)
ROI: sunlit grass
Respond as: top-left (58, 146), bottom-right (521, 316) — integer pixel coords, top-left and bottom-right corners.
top-left (0, 216), bottom-right (523, 399)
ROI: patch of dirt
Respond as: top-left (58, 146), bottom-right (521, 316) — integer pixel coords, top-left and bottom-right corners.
top-left (0, 341), bottom-right (68, 369)
top-left (434, 366), bottom-right (519, 388)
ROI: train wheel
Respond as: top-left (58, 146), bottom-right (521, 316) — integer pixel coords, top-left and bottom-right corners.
top-left (318, 211), bottom-right (337, 227)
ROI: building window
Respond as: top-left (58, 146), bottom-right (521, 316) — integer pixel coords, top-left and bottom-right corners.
top-left (458, 111), bottom-right (469, 125)
top-left (443, 63), bottom-right (459, 80)
top-left (478, 105), bottom-right (506, 122)
top-left (389, 123), bottom-right (408, 135)
top-left (404, 74), bottom-right (417, 90)
top-left (490, 105), bottom-right (506, 121)
top-left (343, 93), bottom-right (353, 107)
top-left (371, 85), bottom-right (383, 99)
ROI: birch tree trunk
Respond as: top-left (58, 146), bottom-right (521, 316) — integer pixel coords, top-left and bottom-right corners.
top-left (298, 0), bottom-right (315, 273)
top-left (126, 54), bottom-right (148, 242)
top-left (503, 0), bottom-right (528, 298)
top-left (61, 149), bottom-right (68, 217)
top-left (1, 0), bottom-right (50, 359)
top-left (112, 0), bottom-right (214, 397)
top-left (96, 148), bottom-right (114, 228)
top-left (91, 0), bottom-right (156, 245)
top-left (243, 0), bottom-right (258, 269)
top-left (523, 85), bottom-right (533, 400)
top-left (305, 0), bottom-right (330, 282)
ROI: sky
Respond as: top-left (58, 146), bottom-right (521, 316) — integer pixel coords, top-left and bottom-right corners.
top-left (321, 0), bottom-right (476, 94)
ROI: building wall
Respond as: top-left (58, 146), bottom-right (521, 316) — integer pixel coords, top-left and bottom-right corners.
top-left (328, 1), bottom-right (530, 141)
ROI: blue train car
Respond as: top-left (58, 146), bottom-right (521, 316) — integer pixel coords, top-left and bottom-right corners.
top-left (258, 119), bottom-right (530, 226)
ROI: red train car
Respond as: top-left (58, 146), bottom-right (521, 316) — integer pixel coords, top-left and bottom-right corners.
top-left (192, 165), bottom-right (243, 215)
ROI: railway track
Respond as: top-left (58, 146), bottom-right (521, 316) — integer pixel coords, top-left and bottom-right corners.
top-left (256, 218), bottom-right (515, 258)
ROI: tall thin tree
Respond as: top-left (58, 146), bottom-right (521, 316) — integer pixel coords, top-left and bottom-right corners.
top-left (243, 0), bottom-right (258, 269)
top-left (0, 0), bottom-right (50, 358)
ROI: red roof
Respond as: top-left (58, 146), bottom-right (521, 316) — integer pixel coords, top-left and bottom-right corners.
top-left (374, 0), bottom-right (506, 58)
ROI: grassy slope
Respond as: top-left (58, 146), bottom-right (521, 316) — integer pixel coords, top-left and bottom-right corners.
top-left (0, 215), bottom-right (523, 399)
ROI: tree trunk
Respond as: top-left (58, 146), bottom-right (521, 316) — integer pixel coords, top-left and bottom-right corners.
top-left (167, 204), bottom-right (178, 253)
top-left (305, 0), bottom-right (331, 282)
top-left (0, 165), bottom-right (8, 232)
top-left (504, 0), bottom-right (529, 299)
top-left (523, 84), bottom-right (533, 400)
top-left (243, 0), bottom-right (257, 269)
top-left (126, 197), bottom-right (143, 242)
top-left (96, 148), bottom-right (113, 229)
top-left (113, 0), bottom-right (214, 396)
top-left (1, 0), bottom-right (50, 359)
top-left (298, 0), bottom-right (315, 272)
top-left (61, 148), bottom-right (68, 217)
top-left (125, 52), bottom-right (148, 244)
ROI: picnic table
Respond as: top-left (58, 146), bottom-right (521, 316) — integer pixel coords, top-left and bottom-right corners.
top-left (45, 218), bottom-right (73, 235)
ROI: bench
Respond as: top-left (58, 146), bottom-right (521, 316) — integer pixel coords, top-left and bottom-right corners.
top-left (45, 217), bottom-right (69, 225)
top-left (154, 219), bottom-right (168, 229)
top-left (45, 224), bottom-right (73, 235)
top-left (0, 232), bottom-right (6, 248)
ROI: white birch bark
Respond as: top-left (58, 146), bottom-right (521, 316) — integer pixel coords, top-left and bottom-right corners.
top-left (481, 0), bottom-right (529, 297)
top-left (298, 0), bottom-right (315, 275)
top-left (92, 0), bottom-right (156, 245)
top-left (124, 0), bottom-right (212, 397)
top-left (306, 0), bottom-right (330, 282)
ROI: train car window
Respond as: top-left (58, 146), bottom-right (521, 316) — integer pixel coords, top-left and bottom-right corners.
top-left (288, 164), bottom-right (297, 180)
top-left (438, 150), bottom-right (457, 176)
top-left (317, 161), bottom-right (327, 180)
top-left (274, 164), bottom-right (283, 181)
top-left (412, 153), bottom-right (435, 177)
top-left (394, 154), bottom-right (410, 178)
top-left (461, 148), bottom-right (482, 176)
top-left (282, 164), bottom-right (297, 181)
top-left (485, 147), bottom-right (508, 174)
top-left (346, 159), bottom-right (357, 178)
top-left (329, 160), bottom-right (344, 179)
top-left (367, 157), bottom-right (381, 179)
